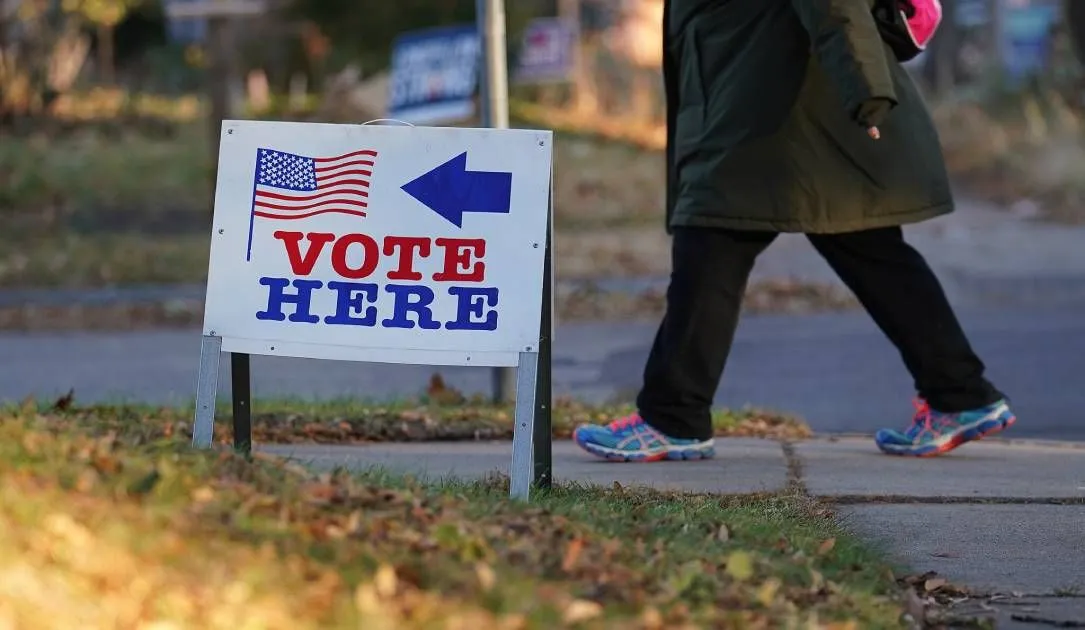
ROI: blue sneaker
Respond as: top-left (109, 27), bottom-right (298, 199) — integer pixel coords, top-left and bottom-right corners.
top-left (572, 414), bottom-right (715, 462)
top-left (875, 397), bottom-right (1017, 457)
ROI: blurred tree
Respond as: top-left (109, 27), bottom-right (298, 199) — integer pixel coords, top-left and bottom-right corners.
top-left (2, 0), bottom-right (91, 121)
top-left (62, 0), bottom-right (142, 83)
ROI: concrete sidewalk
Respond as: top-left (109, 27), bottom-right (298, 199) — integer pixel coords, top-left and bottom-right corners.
top-left (260, 437), bottom-right (1085, 629)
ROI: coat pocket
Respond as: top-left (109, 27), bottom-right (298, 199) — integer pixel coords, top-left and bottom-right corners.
top-left (812, 125), bottom-right (887, 192)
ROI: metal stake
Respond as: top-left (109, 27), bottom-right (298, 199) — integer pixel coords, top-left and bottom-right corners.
top-left (192, 334), bottom-right (223, 448)
top-left (533, 190), bottom-right (554, 489)
top-left (230, 352), bottom-right (252, 455)
top-left (510, 351), bottom-right (540, 500)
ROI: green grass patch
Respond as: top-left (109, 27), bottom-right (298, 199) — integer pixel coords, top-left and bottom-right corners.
top-left (11, 395), bottom-right (812, 445)
top-left (0, 407), bottom-right (904, 629)
top-left (0, 124), bottom-right (211, 216)
top-left (0, 233), bottom-right (210, 288)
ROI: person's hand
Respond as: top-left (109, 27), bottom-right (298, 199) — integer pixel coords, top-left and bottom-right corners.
top-left (855, 97), bottom-right (894, 140)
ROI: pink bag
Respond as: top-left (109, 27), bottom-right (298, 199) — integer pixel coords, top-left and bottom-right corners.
top-left (874, 0), bottom-right (943, 61)
top-left (902, 0), bottom-right (943, 51)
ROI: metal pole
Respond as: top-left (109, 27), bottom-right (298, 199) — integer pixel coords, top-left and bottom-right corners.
top-left (990, 0), bottom-right (1005, 82)
top-left (482, 0), bottom-right (510, 128)
top-left (476, 0), bottom-right (516, 402)
top-left (230, 352), bottom-right (252, 456)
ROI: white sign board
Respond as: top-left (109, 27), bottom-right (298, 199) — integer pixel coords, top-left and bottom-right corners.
top-left (202, 120), bottom-right (553, 367)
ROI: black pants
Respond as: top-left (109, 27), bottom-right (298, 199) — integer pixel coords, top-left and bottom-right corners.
top-left (636, 226), bottom-right (1004, 440)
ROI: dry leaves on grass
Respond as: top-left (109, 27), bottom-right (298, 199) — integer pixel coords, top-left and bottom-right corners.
top-left (1, 418), bottom-right (905, 629)
top-left (9, 393), bottom-right (811, 448)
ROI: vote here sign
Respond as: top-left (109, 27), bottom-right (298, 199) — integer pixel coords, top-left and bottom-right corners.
top-left (202, 121), bottom-right (553, 367)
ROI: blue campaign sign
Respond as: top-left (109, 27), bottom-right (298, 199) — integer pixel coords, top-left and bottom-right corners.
top-left (401, 152), bottom-right (513, 228)
top-left (514, 18), bottom-right (576, 84)
top-left (387, 24), bottom-right (481, 125)
top-left (1002, 1), bottom-right (1058, 82)
top-left (162, 0), bottom-right (208, 43)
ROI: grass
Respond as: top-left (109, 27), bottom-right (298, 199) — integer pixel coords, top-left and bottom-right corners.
top-left (0, 125), bottom-right (212, 218)
top-left (0, 405), bottom-right (906, 629)
top-left (930, 94), bottom-right (1085, 224)
top-left (13, 393), bottom-right (813, 445)
top-left (0, 233), bottom-right (210, 288)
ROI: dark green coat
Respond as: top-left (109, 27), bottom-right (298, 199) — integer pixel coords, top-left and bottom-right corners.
top-left (662, 0), bottom-right (954, 233)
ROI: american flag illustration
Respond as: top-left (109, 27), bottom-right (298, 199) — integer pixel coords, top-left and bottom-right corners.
top-left (250, 147), bottom-right (376, 220)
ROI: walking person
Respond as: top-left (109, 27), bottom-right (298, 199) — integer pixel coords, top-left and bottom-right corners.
top-left (573, 0), bottom-right (1016, 461)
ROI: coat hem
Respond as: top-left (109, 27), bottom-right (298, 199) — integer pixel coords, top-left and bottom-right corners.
top-left (668, 201), bottom-right (954, 234)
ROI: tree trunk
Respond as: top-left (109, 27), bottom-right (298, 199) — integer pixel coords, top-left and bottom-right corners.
top-left (207, 17), bottom-right (233, 218)
top-left (97, 23), bottom-right (114, 84)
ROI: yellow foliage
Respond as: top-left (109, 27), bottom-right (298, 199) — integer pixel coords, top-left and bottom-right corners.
top-left (59, 0), bottom-right (141, 26)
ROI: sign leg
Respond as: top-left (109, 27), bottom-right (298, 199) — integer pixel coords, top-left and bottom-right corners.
top-left (230, 352), bottom-right (252, 455)
top-left (192, 335), bottom-right (223, 448)
top-left (533, 195), bottom-right (554, 489)
top-left (510, 350), bottom-right (540, 500)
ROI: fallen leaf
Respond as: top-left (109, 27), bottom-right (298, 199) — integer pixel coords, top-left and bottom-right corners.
top-left (640, 607), bottom-right (664, 629)
top-left (303, 483), bottom-right (338, 504)
top-left (924, 577), bottom-right (948, 592)
top-left (562, 599), bottom-right (603, 624)
top-left (52, 388), bottom-right (75, 411)
top-left (90, 454), bottom-right (121, 475)
top-left (903, 587), bottom-right (928, 625)
top-left (561, 537), bottom-right (584, 572)
top-left (817, 537), bottom-right (836, 556)
top-left (354, 583), bottom-right (380, 614)
top-left (374, 564), bottom-right (397, 598)
top-left (930, 551), bottom-right (960, 558)
top-left (475, 563), bottom-right (496, 591)
top-left (426, 373), bottom-right (465, 405)
top-left (75, 469), bottom-right (98, 492)
top-left (126, 469), bottom-right (161, 496)
top-left (346, 510), bottom-right (362, 533)
top-left (757, 578), bottom-right (781, 607)
top-left (716, 524), bottom-right (731, 542)
top-left (191, 486), bottom-right (215, 503)
top-left (725, 550), bottom-right (755, 582)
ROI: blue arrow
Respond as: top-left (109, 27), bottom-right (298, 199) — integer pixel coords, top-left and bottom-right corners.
top-left (400, 152), bottom-right (513, 228)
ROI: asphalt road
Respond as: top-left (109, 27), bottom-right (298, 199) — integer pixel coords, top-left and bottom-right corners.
top-left (3, 299), bottom-right (1082, 440)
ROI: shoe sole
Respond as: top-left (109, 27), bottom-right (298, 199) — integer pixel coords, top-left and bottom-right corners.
top-left (878, 412), bottom-right (1017, 458)
top-left (574, 437), bottom-right (716, 462)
